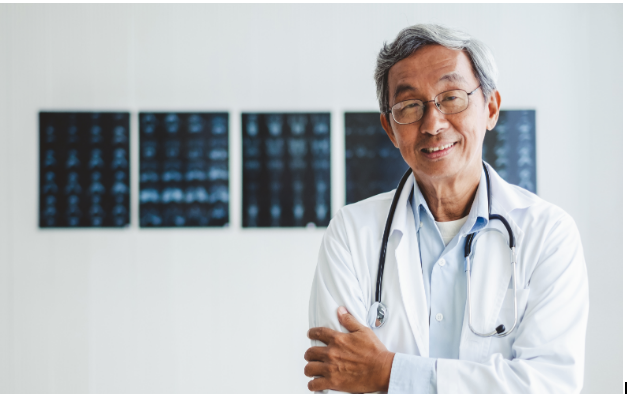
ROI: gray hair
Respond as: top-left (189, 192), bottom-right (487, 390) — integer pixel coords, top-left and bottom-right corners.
top-left (375, 24), bottom-right (499, 114)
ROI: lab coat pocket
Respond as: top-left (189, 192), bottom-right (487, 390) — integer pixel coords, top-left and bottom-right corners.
top-left (490, 288), bottom-right (530, 359)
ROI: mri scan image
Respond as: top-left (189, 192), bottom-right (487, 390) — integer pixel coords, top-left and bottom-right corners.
top-left (242, 113), bottom-right (331, 228)
top-left (483, 110), bottom-right (537, 193)
top-left (344, 112), bottom-right (408, 205)
top-left (344, 110), bottom-right (537, 206)
top-left (39, 112), bottom-right (130, 228)
top-left (139, 112), bottom-right (229, 227)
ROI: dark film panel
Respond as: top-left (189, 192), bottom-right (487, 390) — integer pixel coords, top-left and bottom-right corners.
top-left (139, 112), bottom-right (229, 227)
top-left (39, 112), bottom-right (130, 228)
top-left (483, 110), bottom-right (536, 193)
top-left (345, 112), bottom-right (407, 205)
top-left (242, 113), bottom-right (331, 228)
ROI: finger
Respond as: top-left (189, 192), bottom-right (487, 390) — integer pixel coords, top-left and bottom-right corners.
top-left (304, 361), bottom-right (328, 378)
top-left (307, 327), bottom-right (337, 344)
top-left (304, 346), bottom-right (328, 362)
top-left (337, 306), bottom-right (364, 333)
top-left (308, 377), bottom-right (331, 392)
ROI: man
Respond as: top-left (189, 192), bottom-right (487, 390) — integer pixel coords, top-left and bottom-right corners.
top-left (305, 24), bottom-right (588, 393)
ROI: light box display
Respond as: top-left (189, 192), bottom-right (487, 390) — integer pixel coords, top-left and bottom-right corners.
top-left (345, 110), bottom-right (537, 205)
top-left (139, 112), bottom-right (229, 227)
top-left (242, 113), bottom-right (331, 228)
top-left (39, 112), bottom-right (131, 228)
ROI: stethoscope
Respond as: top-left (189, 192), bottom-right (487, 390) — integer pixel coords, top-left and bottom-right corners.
top-left (367, 162), bottom-right (519, 338)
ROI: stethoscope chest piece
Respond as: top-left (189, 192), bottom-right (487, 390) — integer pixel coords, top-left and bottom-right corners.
top-left (367, 302), bottom-right (388, 328)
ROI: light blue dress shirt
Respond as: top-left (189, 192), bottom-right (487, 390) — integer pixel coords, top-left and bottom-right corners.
top-left (388, 172), bottom-right (489, 394)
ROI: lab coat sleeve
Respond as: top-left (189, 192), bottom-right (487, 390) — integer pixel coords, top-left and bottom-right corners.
top-left (308, 210), bottom-right (370, 394)
top-left (436, 212), bottom-right (589, 394)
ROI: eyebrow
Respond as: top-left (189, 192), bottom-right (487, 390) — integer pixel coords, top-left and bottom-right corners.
top-left (438, 72), bottom-right (468, 84)
top-left (392, 84), bottom-right (417, 101)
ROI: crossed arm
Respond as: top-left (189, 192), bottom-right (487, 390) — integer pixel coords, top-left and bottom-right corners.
top-left (304, 306), bottom-right (395, 392)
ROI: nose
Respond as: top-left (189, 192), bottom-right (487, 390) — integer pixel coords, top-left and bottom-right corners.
top-left (419, 101), bottom-right (448, 135)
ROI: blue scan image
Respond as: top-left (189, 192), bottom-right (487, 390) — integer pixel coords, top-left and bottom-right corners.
top-left (89, 148), bottom-right (104, 169)
top-left (66, 149), bottom-right (81, 169)
top-left (164, 206), bottom-right (186, 227)
top-left (162, 187), bottom-right (184, 204)
top-left (89, 195), bottom-right (105, 226)
top-left (482, 110), bottom-right (536, 193)
top-left (90, 124), bottom-right (103, 144)
top-left (164, 114), bottom-right (180, 134)
top-left (89, 172), bottom-right (105, 195)
top-left (162, 160), bottom-right (183, 182)
top-left (39, 112), bottom-right (130, 228)
top-left (344, 112), bottom-right (407, 205)
top-left (112, 125), bottom-right (128, 145)
top-left (141, 114), bottom-right (158, 134)
top-left (65, 172), bottom-right (82, 195)
top-left (140, 208), bottom-right (162, 227)
top-left (211, 116), bottom-right (227, 135)
top-left (188, 114), bottom-right (205, 134)
top-left (138, 112), bottom-right (230, 227)
top-left (43, 172), bottom-right (58, 194)
top-left (164, 140), bottom-right (181, 159)
top-left (111, 148), bottom-right (128, 169)
top-left (207, 163), bottom-right (228, 181)
top-left (140, 188), bottom-right (160, 204)
top-left (111, 171), bottom-right (129, 195)
top-left (242, 112), bottom-right (331, 227)
top-left (186, 161), bottom-right (207, 182)
top-left (140, 162), bottom-right (159, 183)
top-left (45, 125), bottom-right (56, 143)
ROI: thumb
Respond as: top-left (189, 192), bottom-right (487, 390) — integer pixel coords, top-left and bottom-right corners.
top-left (337, 306), bottom-right (363, 332)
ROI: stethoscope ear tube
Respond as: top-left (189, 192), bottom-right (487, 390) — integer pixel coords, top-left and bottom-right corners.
top-left (375, 167), bottom-right (413, 303)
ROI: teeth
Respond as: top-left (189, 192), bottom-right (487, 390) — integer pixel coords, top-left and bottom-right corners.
top-left (426, 143), bottom-right (455, 153)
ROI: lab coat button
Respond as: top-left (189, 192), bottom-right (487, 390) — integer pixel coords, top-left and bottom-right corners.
top-left (435, 313), bottom-right (443, 322)
top-left (438, 258), bottom-right (446, 266)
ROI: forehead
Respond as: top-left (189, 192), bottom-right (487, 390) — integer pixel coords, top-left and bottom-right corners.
top-left (387, 45), bottom-right (477, 99)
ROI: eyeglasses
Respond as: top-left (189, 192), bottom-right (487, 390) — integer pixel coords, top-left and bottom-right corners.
top-left (385, 86), bottom-right (481, 125)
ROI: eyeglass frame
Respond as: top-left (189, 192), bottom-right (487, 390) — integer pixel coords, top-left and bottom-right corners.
top-left (384, 86), bottom-right (482, 125)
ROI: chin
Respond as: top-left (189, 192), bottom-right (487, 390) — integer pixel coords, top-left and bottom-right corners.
top-left (417, 159), bottom-right (461, 180)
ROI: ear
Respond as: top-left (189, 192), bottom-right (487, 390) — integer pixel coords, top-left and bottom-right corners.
top-left (380, 113), bottom-right (399, 148)
top-left (486, 90), bottom-right (501, 131)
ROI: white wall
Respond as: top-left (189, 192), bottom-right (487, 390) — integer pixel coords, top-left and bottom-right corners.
top-left (0, 4), bottom-right (621, 394)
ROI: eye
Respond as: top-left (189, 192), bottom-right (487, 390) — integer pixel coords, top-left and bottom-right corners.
top-left (442, 95), bottom-right (458, 102)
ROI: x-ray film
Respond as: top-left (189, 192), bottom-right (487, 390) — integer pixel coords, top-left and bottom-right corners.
top-left (345, 112), bottom-right (407, 205)
top-left (483, 110), bottom-right (536, 193)
top-left (242, 113), bottom-right (331, 228)
top-left (39, 112), bottom-right (130, 228)
top-left (139, 112), bottom-right (229, 227)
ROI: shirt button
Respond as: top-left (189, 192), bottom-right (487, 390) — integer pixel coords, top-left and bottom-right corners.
top-left (438, 258), bottom-right (446, 266)
top-left (435, 313), bottom-right (444, 322)
top-left (420, 221), bottom-right (423, 228)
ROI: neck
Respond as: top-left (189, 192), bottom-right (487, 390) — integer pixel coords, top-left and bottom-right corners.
top-left (414, 161), bottom-right (482, 222)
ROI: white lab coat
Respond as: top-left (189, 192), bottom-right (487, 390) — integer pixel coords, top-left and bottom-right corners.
top-left (309, 165), bottom-right (589, 393)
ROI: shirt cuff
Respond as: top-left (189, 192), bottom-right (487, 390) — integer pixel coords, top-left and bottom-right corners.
top-left (388, 353), bottom-right (437, 394)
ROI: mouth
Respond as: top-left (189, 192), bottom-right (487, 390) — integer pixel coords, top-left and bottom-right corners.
top-left (420, 142), bottom-right (457, 159)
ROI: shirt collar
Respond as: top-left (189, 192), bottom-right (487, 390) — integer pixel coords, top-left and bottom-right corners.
top-left (410, 168), bottom-right (489, 235)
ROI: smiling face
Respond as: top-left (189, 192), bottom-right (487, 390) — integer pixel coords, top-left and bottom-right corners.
top-left (380, 45), bottom-right (501, 186)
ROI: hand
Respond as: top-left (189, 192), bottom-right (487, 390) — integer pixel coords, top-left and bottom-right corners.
top-left (304, 306), bottom-right (395, 392)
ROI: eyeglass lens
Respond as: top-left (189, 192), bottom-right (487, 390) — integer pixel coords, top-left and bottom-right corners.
top-left (391, 89), bottom-right (470, 125)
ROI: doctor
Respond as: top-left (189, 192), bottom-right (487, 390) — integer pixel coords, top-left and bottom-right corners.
top-left (305, 24), bottom-right (588, 393)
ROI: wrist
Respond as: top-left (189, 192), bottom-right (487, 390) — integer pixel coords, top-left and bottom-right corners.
top-left (378, 351), bottom-right (395, 391)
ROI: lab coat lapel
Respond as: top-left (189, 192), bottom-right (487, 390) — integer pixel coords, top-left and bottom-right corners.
top-left (388, 175), bottom-right (430, 357)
